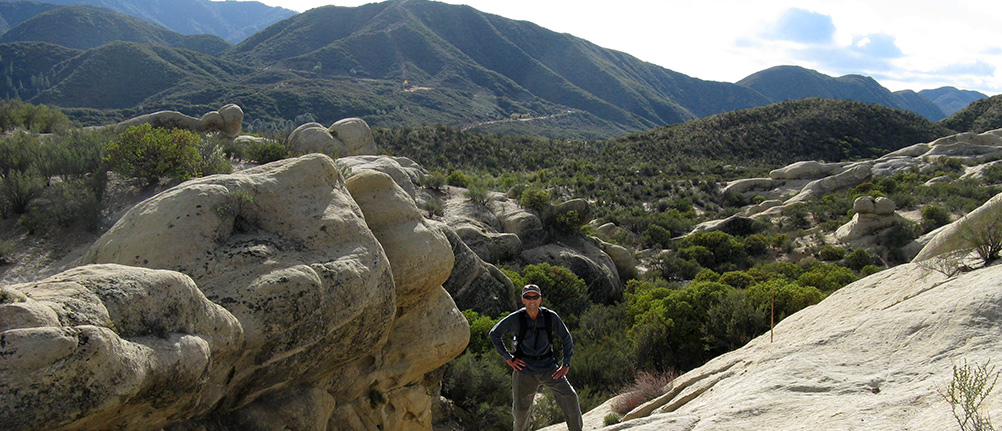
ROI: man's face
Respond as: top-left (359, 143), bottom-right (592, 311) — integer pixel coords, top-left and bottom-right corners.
top-left (521, 292), bottom-right (541, 310)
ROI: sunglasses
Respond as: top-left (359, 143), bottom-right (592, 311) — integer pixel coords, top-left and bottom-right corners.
top-left (522, 294), bottom-right (540, 300)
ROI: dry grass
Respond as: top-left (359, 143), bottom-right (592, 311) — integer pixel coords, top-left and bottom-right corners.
top-left (611, 370), bottom-right (678, 415)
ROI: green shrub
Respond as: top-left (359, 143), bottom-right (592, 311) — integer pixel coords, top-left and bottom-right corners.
top-left (744, 233), bottom-right (768, 256)
top-left (641, 224), bottom-right (673, 248)
top-left (508, 263), bottom-right (591, 318)
top-left (922, 204), bottom-right (952, 232)
top-left (441, 351), bottom-right (513, 431)
top-left (446, 170), bottom-right (470, 187)
top-left (199, 135), bottom-right (233, 176)
top-left (519, 187), bottom-right (550, 210)
top-left (462, 310), bottom-right (501, 356)
top-left (719, 271), bottom-right (754, 289)
top-left (465, 185), bottom-right (490, 206)
top-left (604, 413), bottom-right (621, 426)
top-left (246, 140), bottom-right (287, 164)
top-left (19, 179), bottom-right (102, 233)
top-left (0, 100), bottom-right (70, 134)
top-left (797, 263), bottom-right (857, 293)
top-left (1, 167), bottom-right (43, 215)
top-left (104, 124), bottom-right (202, 185)
top-left (0, 240), bottom-right (14, 265)
top-left (421, 197), bottom-right (444, 217)
top-left (940, 359), bottom-right (999, 431)
top-left (844, 249), bottom-right (873, 271)
top-left (422, 171), bottom-right (447, 190)
top-left (818, 245), bottom-right (847, 261)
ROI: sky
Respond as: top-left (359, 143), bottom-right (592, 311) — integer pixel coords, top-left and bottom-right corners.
top-left (238, 0), bottom-right (1002, 96)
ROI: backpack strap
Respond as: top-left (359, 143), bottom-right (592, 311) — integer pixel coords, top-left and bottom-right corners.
top-left (513, 308), bottom-right (555, 361)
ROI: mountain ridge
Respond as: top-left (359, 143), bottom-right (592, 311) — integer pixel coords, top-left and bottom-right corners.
top-left (0, 0), bottom-right (296, 43)
top-left (0, 0), bottom-right (991, 138)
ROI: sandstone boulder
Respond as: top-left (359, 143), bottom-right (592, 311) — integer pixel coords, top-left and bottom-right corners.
top-left (331, 117), bottom-right (378, 155)
top-left (441, 226), bottom-right (517, 316)
top-left (0, 264), bottom-right (242, 431)
top-left (769, 160), bottom-right (845, 180)
top-left (835, 196), bottom-right (902, 243)
top-left (914, 191), bottom-right (1002, 262)
top-left (521, 236), bottom-right (623, 304)
top-left (784, 164), bottom-right (871, 204)
top-left (1, 154), bottom-right (468, 431)
top-left (721, 177), bottom-right (782, 195)
top-left (288, 122), bottom-right (348, 156)
top-left (340, 155), bottom-right (428, 205)
top-left (116, 104), bottom-right (243, 138)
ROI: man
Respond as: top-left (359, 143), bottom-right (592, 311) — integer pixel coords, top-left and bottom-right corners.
top-left (489, 284), bottom-right (584, 431)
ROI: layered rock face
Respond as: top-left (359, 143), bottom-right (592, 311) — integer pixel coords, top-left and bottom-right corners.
top-left (0, 154), bottom-right (468, 431)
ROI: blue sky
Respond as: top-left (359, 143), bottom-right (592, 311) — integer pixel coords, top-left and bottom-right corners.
top-left (242, 0), bottom-right (1002, 96)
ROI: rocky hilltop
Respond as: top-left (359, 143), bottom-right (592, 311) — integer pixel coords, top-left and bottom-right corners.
top-left (0, 105), bottom-right (635, 430)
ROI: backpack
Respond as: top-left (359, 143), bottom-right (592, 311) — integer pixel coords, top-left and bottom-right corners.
top-left (513, 308), bottom-right (555, 361)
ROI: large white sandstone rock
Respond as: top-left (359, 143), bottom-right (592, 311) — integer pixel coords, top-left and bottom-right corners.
top-left (914, 191), bottom-right (1002, 262)
top-left (784, 164), bottom-right (871, 205)
top-left (288, 122), bottom-right (348, 156)
top-left (331, 117), bottom-right (378, 156)
top-left (0, 264), bottom-right (242, 431)
top-left (116, 104), bottom-right (244, 138)
top-left (769, 160), bottom-right (846, 180)
top-left (2, 154), bottom-right (467, 430)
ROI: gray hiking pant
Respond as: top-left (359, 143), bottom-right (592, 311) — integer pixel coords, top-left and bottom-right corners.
top-left (512, 370), bottom-right (583, 431)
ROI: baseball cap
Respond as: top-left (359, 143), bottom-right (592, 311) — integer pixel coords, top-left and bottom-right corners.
top-left (521, 284), bottom-right (541, 295)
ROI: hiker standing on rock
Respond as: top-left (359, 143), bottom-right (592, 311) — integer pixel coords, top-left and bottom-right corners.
top-left (489, 284), bottom-right (584, 431)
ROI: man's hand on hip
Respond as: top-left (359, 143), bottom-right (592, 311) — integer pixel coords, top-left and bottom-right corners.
top-left (552, 365), bottom-right (569, 380)
top-left (506, 357), bottom-right (526, 371)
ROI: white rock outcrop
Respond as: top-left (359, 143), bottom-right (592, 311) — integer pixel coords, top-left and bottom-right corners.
top-left (116, 104), bottom-right (244, 138)
top-left (1, 154), bottom-right (468, 431)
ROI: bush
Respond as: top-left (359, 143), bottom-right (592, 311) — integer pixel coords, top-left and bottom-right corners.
top-left (797, 263), bottom-right (858, 293)
top-left (921, 204), bottom-right (952, 232)
top-left (641, 224), bottom-right (673, 248)
top-left (422, 171), bottom-right (447, 190)
top-left (104, 124), bottom-right (202, 185)
top-left (0, 100), bottom-right (70, 134)
top-left (19, 179), bottom-right (102, 233)
top-left (520, 187), bottom-right (550, 210)
top-left (719, 271), bottom-right (754, 289)
top-left (440, 352), bottom-right (513, 431)
top-left (508, 263), bottom-right (590, 319)
top-left (844, 248), bottom-right (873, 271)
top-left (246, 139), bottom-right (287, 164)
top-left (198, 135), bottom-right (233, 176)
top-left (818, 244), bottom-right (847, 261)
top-left (465, 185), bottom-right (490, 206)
top-left (446, 170), bottom-right (470, 187)
top-left (1, 167), bottom-right (43, 216)
top-left (940, 359), bottom-right (999, 431)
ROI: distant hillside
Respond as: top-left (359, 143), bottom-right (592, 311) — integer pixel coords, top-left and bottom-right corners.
top-left (737, 65), bottom-right (950, 121)
top-left (0, 0), bottom-right (296, 43)
top-left (0, 41), bottom-right (80, 100)
top-left (939, 94), bottom-right (1002, 133)
top-left (0, 5), bottom-right (230, 54)
top-left (226, 0), bottom-right (771, 133)
top-left (0, 0), bottom-right (59, 32)
top-left (373, 98), bottom-right (957, 179)
top-left (920, 86), bottom-right (988, 116)
top-left (31, 41), bottom-right (250, 109)
top-left (608, 98), bottom-right (957, 168)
